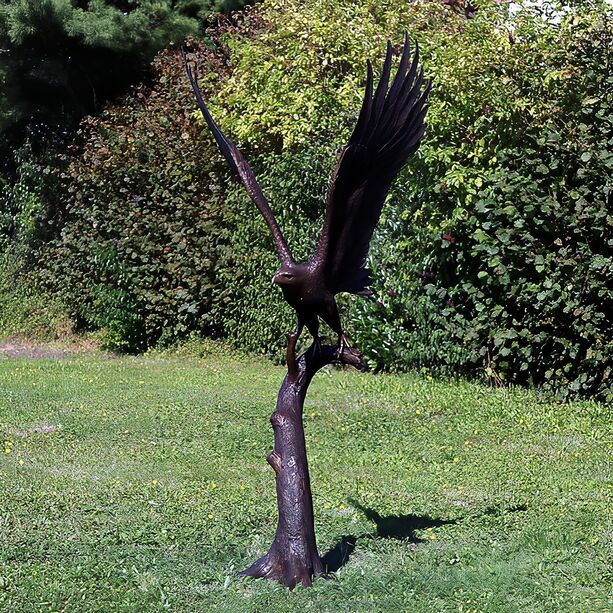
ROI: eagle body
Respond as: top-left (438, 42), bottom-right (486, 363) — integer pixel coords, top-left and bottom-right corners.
top-left (273, 261), bottom-right (342, 341)
top-left (184, 35), bottom-right (431, 355)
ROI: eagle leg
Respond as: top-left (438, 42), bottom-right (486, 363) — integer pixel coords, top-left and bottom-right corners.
top-left (286, 318), bottom-right (304, 376)
top-left (322, 296), bottom-right (345, 349)
top-left (305, 315), bottom-right (321, 355)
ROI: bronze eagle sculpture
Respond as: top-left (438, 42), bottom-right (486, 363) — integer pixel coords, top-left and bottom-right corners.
top-left (184, 35), bottom-right (431, 361)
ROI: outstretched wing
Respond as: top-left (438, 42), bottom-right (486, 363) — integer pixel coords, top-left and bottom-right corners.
top-left (183, 51), bottom-right (293, 265)
top-left (313, 35), bottom-right (431, 294)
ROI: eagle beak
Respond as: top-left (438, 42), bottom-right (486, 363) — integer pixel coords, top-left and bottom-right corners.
top-left (271, 274), bottom-right (278, 286)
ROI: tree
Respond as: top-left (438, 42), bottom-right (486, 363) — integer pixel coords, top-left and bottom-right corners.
top-left (0, 0), bottom-right (252, 177)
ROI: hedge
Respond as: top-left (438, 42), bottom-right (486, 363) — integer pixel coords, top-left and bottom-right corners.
top-left (18, 0), bottom-right (612, 400)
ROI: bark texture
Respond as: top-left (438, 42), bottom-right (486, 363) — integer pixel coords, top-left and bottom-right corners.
top-left (241, 341), bottom-right (366, 588)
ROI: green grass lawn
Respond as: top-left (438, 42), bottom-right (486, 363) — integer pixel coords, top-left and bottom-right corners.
top-left (0, 348), bottom-right (609, 612)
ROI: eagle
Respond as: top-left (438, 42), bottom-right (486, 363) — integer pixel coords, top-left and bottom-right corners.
top-left (184, 35), bottom-right (431, 361)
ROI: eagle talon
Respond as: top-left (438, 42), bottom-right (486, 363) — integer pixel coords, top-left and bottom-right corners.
top-left (338, 333), bottom-right (350, 356)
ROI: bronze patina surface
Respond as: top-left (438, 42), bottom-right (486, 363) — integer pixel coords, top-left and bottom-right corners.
top-left (184, 35), bottom-right (431, 587)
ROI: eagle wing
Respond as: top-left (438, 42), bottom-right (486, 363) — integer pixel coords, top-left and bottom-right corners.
top-left (183, 51), bottom-right (293, 265)
top-left (313, 35), bottom-right (431, 294)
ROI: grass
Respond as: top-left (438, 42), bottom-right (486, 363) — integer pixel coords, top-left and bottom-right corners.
top-left (0, 348), bottom-right (609, 612)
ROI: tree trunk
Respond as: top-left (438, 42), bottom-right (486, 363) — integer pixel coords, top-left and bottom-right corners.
top-left (241, 342), bottom-right (366, 588)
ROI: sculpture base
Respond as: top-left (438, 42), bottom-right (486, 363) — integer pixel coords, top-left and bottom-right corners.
top-left (241, 342), bottom-right (366, 588)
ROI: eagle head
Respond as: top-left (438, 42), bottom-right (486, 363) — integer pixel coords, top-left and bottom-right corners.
top-left (272, 266), bottom-right (298, 287)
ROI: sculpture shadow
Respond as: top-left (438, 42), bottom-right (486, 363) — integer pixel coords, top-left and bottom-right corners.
top-left (321, 500), bottom-right (529, 573)
top-left (321, 535), bottom-right (359, 573)
top-left (321, 501), bottom-right (458, 573)
top-left (350, 500), bottom-right (458, 541)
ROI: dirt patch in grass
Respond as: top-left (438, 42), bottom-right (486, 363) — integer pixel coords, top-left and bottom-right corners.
top-left (0, 341), bottom-right (74, 360)
top-left (23, 423), bottom-right (62, 436)
top-left (0, 338), bottom-right (101, 360)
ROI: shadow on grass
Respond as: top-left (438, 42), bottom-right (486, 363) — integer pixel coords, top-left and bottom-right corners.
top-left (321, 500), bottom-right (528, 573)
top-left (321, 501), bottom-right (457, 573)
top-left (350, 500), bottom-right (458, 541)
top-left (322, 535), bottom-right (360, 573)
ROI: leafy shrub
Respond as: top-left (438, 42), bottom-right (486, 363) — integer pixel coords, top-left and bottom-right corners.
top-left (206, 0), bottom-right (611, 399)
top-left (0, 140), bottom-right (71, 340)
top-left (0, 144), bottom-right (50, 255)
top-left (0, 253), bottom-right (70, 340)
top-left (41, 43), bottom-right (235, 351)
top-left (380, 3), bottom-right (612, 399)
top-left (32, 0), bottom-right (611, 400)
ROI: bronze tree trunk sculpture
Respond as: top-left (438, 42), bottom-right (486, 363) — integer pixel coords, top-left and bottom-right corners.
top-left (184, 35), bottom-right (431, 588)
top-left (241, 343), bottom-right (366, 587)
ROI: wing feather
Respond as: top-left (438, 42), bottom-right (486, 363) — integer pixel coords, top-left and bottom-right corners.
top-left (313, 35), bottom-right (431, 294)
top-left (183, 51), bottom-right (293, 265)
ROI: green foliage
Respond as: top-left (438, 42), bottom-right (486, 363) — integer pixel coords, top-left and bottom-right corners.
top-left (0, 253), bottom-right (69, 340)
top-left (42, 46), bottom-right (233, 352)
top-left (205, 0), bottom-right (612, 398)
top-left (0, 143), bottom-right (54, 255)
top-left (88, 248), bottom-right (148, 353)
top-left (0, 351), bottom-right (609, 610)
top-left (0, 144), bottom-right (69, 340)
top-left (0, 141), bottom-right (64, 302)
top-left (0, 0), bottom-right (252, 175)
top-left (24, 0), bottom-right (611, 400)
top-left (375, 2), bottom-right (612, 399)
